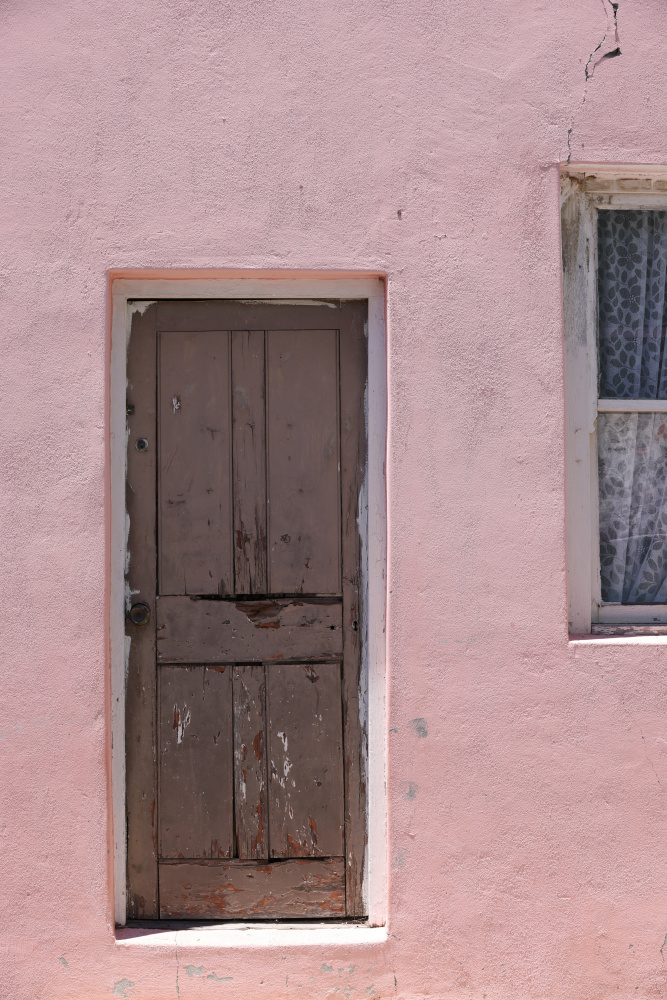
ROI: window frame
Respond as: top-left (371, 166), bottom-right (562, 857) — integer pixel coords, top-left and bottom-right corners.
top-left (108, 274), bottom-right (388, 932)
top-left (562, 167), bottom-right (667, 633)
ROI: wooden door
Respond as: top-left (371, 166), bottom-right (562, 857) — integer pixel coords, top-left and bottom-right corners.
top-left (125, 300), bottom-right (367, 920)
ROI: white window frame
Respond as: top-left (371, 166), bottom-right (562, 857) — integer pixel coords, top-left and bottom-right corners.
top-left (109, 274), bottom-right (388, 935)
top-left (563, 166), bottom-right (667, 632)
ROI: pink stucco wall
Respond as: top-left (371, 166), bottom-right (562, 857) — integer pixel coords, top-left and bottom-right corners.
top-left (2, 0), bottom-right (667, 997)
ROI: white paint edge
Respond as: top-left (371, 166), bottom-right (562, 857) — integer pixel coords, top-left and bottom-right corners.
top-left (110, 277), bottom-right (388, 932)
top-left (116, 924), bottom-right (388, 950)
top-left (598, 603), bottom-right (667, 624)
top-left (570, 635), bottom-right (667, 646)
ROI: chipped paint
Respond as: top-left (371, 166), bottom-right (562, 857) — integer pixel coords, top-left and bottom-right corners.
top-left (408, 718), bottom-right (428, 739)
top-left (112, 980), bottom-right (135, 998)
top-left (173, 703), bottom-right (191, 744)
top-left (128, 300), bottom-right (156, 317)
top-left (124, 634), bottom-right (131, 683)
top-left (184, 965), bottom-right (204, 977)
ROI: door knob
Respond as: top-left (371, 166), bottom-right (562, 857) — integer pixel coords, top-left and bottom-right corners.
top-left (129, 603), bottom-right (151, 626)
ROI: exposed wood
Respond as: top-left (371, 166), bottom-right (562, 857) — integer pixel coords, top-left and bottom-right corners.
top-left (159, 666), bottom-right (234, 859)
top-left (231, 330), bottom-right (268, 594)
top-left (159, 858), bottom-right (345, 919)
top-left (126, 298), bottom-right (371, 921)
top-left (267, 664), bottom-right (344, 859)
top-left (158, 330), bottom-right (233, 596)
top-left (233, 666), bottom-right (268, 859)
top-left (156, 597), bottom-right (343, 663)
top-left (339, 301), bottom-right (368, 914)
top-left (125, 302), bottom-right (159, 919)
top-left (266, 330), bottom-right (341, 595)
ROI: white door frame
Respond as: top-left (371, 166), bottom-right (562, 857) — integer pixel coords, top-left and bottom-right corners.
top-left (109, 275), bottom-right (387, 928)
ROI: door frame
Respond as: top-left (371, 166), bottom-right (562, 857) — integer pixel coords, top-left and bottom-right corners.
top-left (109, 274), bottom-right (387, 928)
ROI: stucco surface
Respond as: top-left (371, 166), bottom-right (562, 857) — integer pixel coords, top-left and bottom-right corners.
top-left (2, 0), bottom-right (667, 997)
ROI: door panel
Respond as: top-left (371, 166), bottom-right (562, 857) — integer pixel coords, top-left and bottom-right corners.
top-left (158, 331), bottom-right (233, 596)
top-left (267, 664), bottom-right (344, 859)
top-left (266, 330), bottom-right (341, 595)
top-left (159, 858), bottom-right (345, 918)
top-left (158, 665), bottom-right (234, 859)
top-left (126, 299), bottom-right (367, 921)
top-left (156, 597), bottom-right (343, 662)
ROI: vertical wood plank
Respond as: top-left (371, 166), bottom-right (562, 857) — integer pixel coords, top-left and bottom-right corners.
top-left (233, 666), bottom-right (269, 859)
top-left (231, 331), bottom-right (268, 595)
top-left (339, 301), bottom-right (368, 915)
top-left (125, 302), bottom-right (158, 919)
top-left (266, 330), bottom-right (341, 595)
top-left (159, 666), bottom-right (234, 859)
top-left (267, 664), bottom-right (344, 859)
top-left (158, 331), bottom-right (233, 596)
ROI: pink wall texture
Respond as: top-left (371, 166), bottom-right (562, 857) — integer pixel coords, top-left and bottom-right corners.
top-left (2, 0), bottom-right (667, 997)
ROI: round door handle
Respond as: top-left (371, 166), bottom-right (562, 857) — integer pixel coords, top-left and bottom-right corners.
top-left (129, 602), bottom-right (151, 626)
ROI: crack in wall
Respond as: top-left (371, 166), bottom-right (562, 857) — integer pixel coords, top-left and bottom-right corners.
top-left (567, 0), bottom-right (621, 162)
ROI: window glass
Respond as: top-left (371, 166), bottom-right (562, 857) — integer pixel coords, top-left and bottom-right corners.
top-left (598, 412), bottom-right (667, 602)
top-left (598, 209), bottom-right (667, 399)
top-left (597, 210), bottom-right (667, 603)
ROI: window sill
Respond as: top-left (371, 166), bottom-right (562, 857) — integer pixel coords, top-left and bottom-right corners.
top-left (115, 922), bottom-right (388, 950)
top-left (570, 626), bottom-right (667, 644)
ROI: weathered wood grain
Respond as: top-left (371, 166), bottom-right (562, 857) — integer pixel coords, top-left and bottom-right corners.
top-left (157, 299), bottom-right (341, 333)
top-left (159, 858), bottom-right (345, 918)
top-left (156, 597), bottom-right (343, 663)
top-left (158, 330), bottom-right (233, 596)
top-left (267, 664), bottom-right (344, 859)
top-left (339, 301), bottom-right (368, 915)
top-left (231, 330), bottom-right (268, 595)
top-left (233, 665), bottom-right (268, 859)
top-left (266, 330), bottom-right (341, 595)
top-left (127, 299), bottom-right (369, 921)
top-left (159, 666), bottom-right (234, 859)
top-left (125, 302), bottom-right (159, 919)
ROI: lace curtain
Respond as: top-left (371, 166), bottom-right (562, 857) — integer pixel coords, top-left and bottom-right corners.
top-left (598, 210), bottom-right (667, 603)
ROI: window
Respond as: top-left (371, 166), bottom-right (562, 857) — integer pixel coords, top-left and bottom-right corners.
top-left (563, 169), bottom-right (667, 633)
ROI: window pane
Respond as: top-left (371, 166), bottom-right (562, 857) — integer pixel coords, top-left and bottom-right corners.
top-left (598, 412), bottom-right (667, 602)
top-left (598, 210), bottom-right (667, 399)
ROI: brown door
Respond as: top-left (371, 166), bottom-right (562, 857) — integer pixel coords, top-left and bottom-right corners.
top-left (125, 300), bottom-right (367, 920)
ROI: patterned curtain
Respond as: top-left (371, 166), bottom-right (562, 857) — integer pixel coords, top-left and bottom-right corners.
top-left (597, 210), bottom-right (667, 603)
